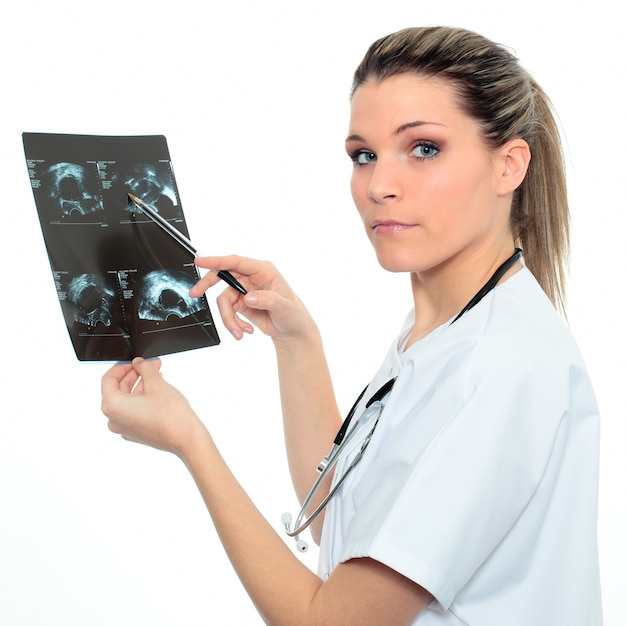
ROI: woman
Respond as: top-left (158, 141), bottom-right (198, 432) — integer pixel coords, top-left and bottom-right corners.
top-left (101, 27), bottom-right (602, 625)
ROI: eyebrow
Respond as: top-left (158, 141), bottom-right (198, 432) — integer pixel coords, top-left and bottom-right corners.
top-left (345, 120), bottom-right (446, 143)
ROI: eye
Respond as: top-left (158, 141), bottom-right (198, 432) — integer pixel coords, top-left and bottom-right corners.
top-left (350, 150), bottom-right (377, 166)
top-left (412, 141), bottom-right (440, 160)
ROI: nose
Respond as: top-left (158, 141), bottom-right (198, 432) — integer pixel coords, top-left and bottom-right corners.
top-left (367, 160), bottom-right (401, 204)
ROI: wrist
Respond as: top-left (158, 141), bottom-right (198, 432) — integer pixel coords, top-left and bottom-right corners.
top-left (271, 322), bottom-right (322, 355)
top-left (174, 415), bottom-right (214, 465)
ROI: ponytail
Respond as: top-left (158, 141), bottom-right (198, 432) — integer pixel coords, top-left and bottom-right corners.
top-left (511, 78), bottom-right (569, 314)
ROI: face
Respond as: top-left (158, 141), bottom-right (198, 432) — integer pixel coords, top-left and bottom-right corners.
top-left (346, 74), bottom-right (515, 275)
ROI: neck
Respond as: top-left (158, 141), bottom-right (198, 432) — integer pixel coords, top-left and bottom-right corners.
top-left (406, 245), bottom-right (521, 347)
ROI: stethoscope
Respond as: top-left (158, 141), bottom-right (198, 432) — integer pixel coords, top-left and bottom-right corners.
top-left (282, 377), bottom-right (397, 551)
top-left (282, 248), bottom-right (523, 552)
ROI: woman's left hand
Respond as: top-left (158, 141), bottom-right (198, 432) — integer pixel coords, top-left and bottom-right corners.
top-left (101, 357), bottom-right (205, 458)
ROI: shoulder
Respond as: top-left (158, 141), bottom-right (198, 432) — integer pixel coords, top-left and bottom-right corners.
top-left (467, 267), bottom-right (586, 375)
top-left (397, 267), bottom-right (596, 424)
top-left (457, 268), bottom-right (598, 430)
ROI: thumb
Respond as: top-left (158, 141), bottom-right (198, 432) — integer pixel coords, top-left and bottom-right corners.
top-left (132, 357), bottom-right (163, 386)
top-left (243, 289), bottom-right (285, 313)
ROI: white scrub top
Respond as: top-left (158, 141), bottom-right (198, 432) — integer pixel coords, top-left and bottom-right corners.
top-left (318, 268), bottom-right (602, 625)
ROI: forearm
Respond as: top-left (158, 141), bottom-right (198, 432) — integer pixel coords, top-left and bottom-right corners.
top-left (273, 327), bottom-right (341, 510)
top-left (183, 425), bottom-right (432, 626)
top-left (181, 424), bottom-right (324, 625)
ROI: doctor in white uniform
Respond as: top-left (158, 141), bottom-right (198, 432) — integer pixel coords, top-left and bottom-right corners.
top-left (101, 26), bottom-right (602, 625)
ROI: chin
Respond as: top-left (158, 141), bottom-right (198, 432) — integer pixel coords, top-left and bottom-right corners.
top-left (374, 251), bottom-right (417, 274)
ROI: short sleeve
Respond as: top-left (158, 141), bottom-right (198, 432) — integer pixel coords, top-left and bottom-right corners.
top-left (336, 297), bottom-right (591, 610)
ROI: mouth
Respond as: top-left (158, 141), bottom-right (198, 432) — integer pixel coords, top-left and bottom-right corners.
top-left (371, 220), bottom-right (416, 235)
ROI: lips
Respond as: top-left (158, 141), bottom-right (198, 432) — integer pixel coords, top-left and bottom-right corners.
top-left (371, 220), bottom-right (416, 234)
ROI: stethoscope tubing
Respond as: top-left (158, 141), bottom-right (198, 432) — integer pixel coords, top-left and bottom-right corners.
top-left (285, 379), bottom-right (397, 539)
top-left (285, 416), bottom-right (379, 538)
top-left (283, 249), bottom-right (524, 548)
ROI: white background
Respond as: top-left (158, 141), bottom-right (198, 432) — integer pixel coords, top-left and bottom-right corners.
top-left (1, 1), bottom-right (623, 624)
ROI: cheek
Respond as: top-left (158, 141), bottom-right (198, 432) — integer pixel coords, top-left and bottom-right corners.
top-left (350, 173), bottom-right (368, 214)
top-left (416, 161), bottom-right (489, 216)
top-left (350, 169), bottom-right (363, 197)
top-left (407, 170), bottom-right (457, 221)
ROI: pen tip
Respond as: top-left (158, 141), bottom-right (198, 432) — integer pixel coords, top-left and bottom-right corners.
top-left (127, 192), bottom-right (140, 210)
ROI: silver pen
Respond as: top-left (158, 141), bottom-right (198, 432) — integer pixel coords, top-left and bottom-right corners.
top-left (128, 193), bottom-right (247, 295)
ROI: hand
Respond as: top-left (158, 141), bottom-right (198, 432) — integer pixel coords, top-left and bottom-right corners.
top-left (191, 255), bottom-right (318, 343)
top-left (101, 358), bottom-right (205, 457)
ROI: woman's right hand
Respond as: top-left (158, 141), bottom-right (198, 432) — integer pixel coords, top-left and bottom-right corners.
top-left (191, 255), bottom-right (317, 343)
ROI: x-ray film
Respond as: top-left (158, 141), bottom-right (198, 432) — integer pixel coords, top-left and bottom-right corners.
top-left (24, 133), bottom-right (220, 361)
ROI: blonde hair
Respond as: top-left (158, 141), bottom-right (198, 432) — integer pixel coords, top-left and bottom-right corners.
top-left (352, 27), bottom-right (569, 312)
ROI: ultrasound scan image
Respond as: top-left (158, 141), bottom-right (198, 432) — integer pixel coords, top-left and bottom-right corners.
top-left (41, 162), bottom-right (104, 217)
top-left (113, 163), bottom-right (178, 214)
top-left (67, 273), bottom-right (117, 327)
top-left (137, 269), bottom-right (205, 322)
top-left (25, 133), bottom-right (221, 360)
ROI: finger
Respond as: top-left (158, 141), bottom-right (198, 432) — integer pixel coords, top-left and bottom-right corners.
top-left (121, 433), bottom-right (149, 447)
top-left (194, 254), bottom-right (262, 276)
top-left (101, 363), bottom-right (136, 418)
top-left (128, 357), bottom-right (164, 394)
top-left (189, 267), bottom-right (223, 298)
top-left (239, 288), bottom-right (282, 313)
top-left (193, 255), bottom-right (277, 293)
top-left (101, 362), bottom-right (134, 396)
top-left (130, 357), bottom-right (163, 391)
top-left (216, 290), bottom-right (255, 339)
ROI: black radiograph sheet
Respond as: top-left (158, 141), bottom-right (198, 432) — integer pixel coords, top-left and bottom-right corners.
top-left (23, 133), bottom-right (220, 361)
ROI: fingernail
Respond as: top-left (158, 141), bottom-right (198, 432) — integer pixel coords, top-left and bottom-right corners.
top-left (244, 292), bottom-right (257, 305)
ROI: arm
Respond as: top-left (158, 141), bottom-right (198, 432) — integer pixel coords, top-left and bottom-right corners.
top-left (192, 256), bottom-right (342, 540)
top-left (101, 359), bottom-right (432, 625)
top-left (272, 329), bottom-right (341, 542)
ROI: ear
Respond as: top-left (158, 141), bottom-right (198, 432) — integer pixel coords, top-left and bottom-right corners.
top-left (496, 138), bottom-right (531, 196)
